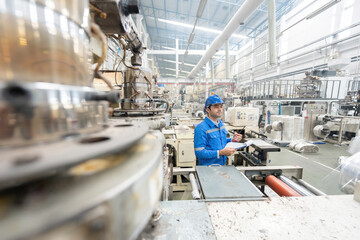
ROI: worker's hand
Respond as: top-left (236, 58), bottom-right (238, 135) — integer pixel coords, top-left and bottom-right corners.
top-left (232, 132), bottom-right (243, 142)
top-left (219, 147), bottom-right (236, 156)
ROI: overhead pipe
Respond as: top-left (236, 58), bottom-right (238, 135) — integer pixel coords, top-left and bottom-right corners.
top-left (187, 0), bottom-right (264, 79)
top-left (265, 175), bottom-right (301, 197)
top-left (267, 0), bottom-right (277, 65)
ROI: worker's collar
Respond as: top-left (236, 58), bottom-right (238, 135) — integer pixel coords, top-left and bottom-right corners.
top-left (205, 116), bottom-right (221, 127)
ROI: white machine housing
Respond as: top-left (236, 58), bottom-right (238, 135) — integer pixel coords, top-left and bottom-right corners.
top-left (226, 107), bottom-right (260, 131)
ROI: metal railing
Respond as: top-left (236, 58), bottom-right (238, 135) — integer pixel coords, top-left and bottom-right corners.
top-left (240, 79), bottom-right (341, 100)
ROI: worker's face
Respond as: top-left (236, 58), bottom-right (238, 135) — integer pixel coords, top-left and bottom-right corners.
top-left (207, 103), bottom-right (223, 119)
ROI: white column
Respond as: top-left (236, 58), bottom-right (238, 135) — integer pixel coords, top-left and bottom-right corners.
top-left (210, 58), bottom-right (215, 86)
top-left (176, 39), bottom-right (179, 78)
top-left (268, 0), bottom-right (277, 66)
top-left (225, 40), bottom-right (230, 79)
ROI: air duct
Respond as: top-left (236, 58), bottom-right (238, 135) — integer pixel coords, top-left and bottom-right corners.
top-left (187, 0), bottom-right (264, 79)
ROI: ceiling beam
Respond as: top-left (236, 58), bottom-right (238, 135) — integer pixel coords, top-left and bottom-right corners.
top-left (147, 49), bottom-right (238, 55)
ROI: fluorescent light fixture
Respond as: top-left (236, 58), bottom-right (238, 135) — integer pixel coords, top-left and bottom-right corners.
top-left (162, 46), bottom-right (176, 50)
top-left (196, 0), bottom-right (208, 18)
top-left (161, 59), bottom-right (196, 67)
top-left (164, 68), bottom-right (191, 74)
top-left (158, 18), bottom-right (247, 39)
top-left (163, 74), bottom-right (186, 78)
top-left (306, 0), bottom-right (341, 20)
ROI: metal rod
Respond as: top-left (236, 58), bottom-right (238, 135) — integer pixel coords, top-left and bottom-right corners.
top-left (189, 173), bottom-right (201, 200)
top-left (280, 175), bottom-right (314, 196)
top-left (292, 176), bottom-right (326, 196)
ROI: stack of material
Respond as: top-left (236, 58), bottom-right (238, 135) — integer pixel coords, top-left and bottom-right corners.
top-left (348, 136), bottom-right (360, 154)
top-left (289, 140), bottom-right (319, 153)
top-left (339, 152), bottom-right (360, 193)
top-left (267, 115), bottom-right (304, 142)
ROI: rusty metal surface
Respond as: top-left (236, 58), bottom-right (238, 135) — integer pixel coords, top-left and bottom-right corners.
top-left (139, 200), bottom-right (216, 240)
top-left (0, 121), bottom-right (148, 189)
top-left (196, 165), bottom-right (264, 200)
top-left (0, 135), bottom-right (163, 240)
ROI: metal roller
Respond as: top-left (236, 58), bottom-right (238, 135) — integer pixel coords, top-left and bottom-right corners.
top-left (265, 175), bottom-right (301, 197)
top-left (280, 175), bottom-right (315, 196)
top-left (292, 176), bottom-right (326, 196)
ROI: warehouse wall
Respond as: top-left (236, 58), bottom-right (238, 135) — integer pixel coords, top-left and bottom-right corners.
top-left (233, 0), bottom-right (360, 98)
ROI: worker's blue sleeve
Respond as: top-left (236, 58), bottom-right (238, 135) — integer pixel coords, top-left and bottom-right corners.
top-left (194, 126), bottom-right (218, 160)
top-left (227, 138), bottom-right (232, 143)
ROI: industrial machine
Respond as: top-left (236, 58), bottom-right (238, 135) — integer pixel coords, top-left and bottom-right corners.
top-left (226, 107), bottom-right (260, 132)
top-left (234, 139), bottom-right (281, 166)
top-left (164, 126), bottom-right (196, 168)
top-left (138, 163), bottom-right (360, 239)
top-left (0, 1), bottom-right (165, 239)
top-left (314, 114), bottom-right (360, 144)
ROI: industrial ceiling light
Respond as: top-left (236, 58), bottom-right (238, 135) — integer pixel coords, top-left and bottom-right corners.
top-left (164, 74), bottom-right (186, 78)
top-left (164, 68), bottom-right (191, 74)
top-left (162, 46), bottom-right (176, 50)
top-left (158, 18), bottom-right (247, 39)
top-left (306, 0), bottom-right (341, 20)
top-left (161, 59), bottom-right (196, 67)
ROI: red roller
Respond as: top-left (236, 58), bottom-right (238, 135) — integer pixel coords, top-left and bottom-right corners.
top-left (265, 175), bottom-right (301, 197)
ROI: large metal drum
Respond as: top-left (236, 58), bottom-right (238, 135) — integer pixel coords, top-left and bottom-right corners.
top-left (0, 0), bottom-right (109, 147)
top-left (0, 0), bottom-right (92, 86)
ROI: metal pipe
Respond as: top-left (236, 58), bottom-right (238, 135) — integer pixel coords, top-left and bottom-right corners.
top-left (268, 0), bottom-right (277, 65)
top-left (279, 175), bottom-right (314, 196)
top-left (189, 173), bottom-right (201, 200)
top-left (188, 0), bottom-right (264, 79)
top-left (293, 176), bottom-right (326, 196)
top-left (225, 40), bottom-right (231, 79)
top-left (265, 175), bottom-right (301, 197)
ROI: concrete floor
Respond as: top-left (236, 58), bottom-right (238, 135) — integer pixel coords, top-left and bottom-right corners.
top-left (268, 143), bottom-right (351, 195)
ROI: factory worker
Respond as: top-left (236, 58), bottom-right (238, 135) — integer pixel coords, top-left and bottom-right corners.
top-left (194, 95), bottom-right (242, 165)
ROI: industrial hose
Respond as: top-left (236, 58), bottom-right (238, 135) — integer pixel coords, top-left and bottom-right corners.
top-left (153, 99), bottom-right (170, 113)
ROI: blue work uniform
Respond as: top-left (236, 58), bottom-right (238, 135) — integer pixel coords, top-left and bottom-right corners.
top-left (194, 117), bottom-right (231, 165)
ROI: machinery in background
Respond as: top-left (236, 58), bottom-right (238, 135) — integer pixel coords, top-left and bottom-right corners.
top-left (233, 139), bottom-right (280, 167)
top-left (164, 126), bottom-right (196, 168)
top-left (314, 114), bottom-right (360, 144)
top-left (226, 107), bottom-right (260, 132)
top-left (296, 71), bottom-right (322, 98)
top-left (163, 125), bottom-right (196, 192)
top-left (183, 102), bottom-right (204, 117)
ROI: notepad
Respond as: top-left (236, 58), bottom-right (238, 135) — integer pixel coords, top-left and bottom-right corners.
top-left (225, 142), bottom-right (247, 150)
top-left (225, 140), bottom-right (254, 150)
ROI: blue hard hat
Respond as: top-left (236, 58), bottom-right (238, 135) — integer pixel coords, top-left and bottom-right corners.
top-left (204, 95), bottom-right (224, 112)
